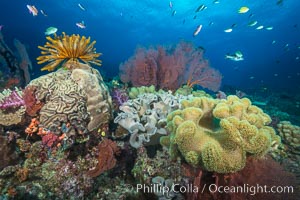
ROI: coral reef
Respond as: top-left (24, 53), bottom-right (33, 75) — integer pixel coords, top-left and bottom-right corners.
top-left (37, 32), bottom-right (102, 71)
top-left (70, 63), bottom-right (112, 131)
top-left (22, 85), bottom-right (43, 116)
top-left (112, 88), bottom-right (129, 105)
top-left (182, 156), bottom-right (299, 200)
top-left (0, 87), bottom-right (24, 109)
top-left (0, 106), bottom-right (25, 126)
top-left (161, 95), bottom-right (280, 173)
top-left (27, 62), bottom-right (112, 135)
top-left (111, 88), bottom-right (129, 110)
top-left (0, 135), bottom-right (20, 171)
top-left (128, 85), bottom-right (156, 99)
top-left (93, 176), bottom-right (141, 200)
top-left (275, 121), bottom-right (300, 177)
top-left (175, 85), bottom-right (212, 98)
top-left (87, 138), bottom-right (120, 177)
top-left (119, 41), bottom-right (222, 91)
top-left (132, 147), bottom-right (182, 185)
top-left (277, 121), bottom-right (300, 154)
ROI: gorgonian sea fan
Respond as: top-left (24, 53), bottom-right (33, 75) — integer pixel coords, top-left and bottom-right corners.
top-left (37, 32), bottom-right (102, 71)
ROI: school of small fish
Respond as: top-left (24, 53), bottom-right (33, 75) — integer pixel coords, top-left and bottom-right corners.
top-left (17, 0), bottom-right (298, 65)
top-left (24, 2), bottom-right (88, 33)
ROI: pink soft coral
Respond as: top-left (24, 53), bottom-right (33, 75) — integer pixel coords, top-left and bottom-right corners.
top-left (0, 89), bottom-right (24, 110)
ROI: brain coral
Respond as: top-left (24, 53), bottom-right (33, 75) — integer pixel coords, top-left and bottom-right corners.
top-left (27, 62), bottom-right (112, 135)
top-left (160, 95), bottom-right (280, 173)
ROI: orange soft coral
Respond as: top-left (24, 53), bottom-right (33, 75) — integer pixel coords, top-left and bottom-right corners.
top-left (37, 32), bottom-right (102, 71)
top-left (25, 118), bottom-right (39, 136)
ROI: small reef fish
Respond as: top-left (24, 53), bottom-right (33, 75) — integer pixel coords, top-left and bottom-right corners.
top-left (238, 6), bottom-right (249, 14)
top-left (248, 20), bottom-right (258, 26)
top-left (40, 10), bottom-right (48, 16)
top-left (193, 25), bottom-right (202, 37)
top-left (213, 0), bottom-right (220, 4)
top-left (256, 25), bottom-right (264, 30)
top-left (172, 10), bottom-right (177, 16)
top-left (195, 4), bottom-right (207, 12)
top-left (169, 1), bottom-right (173, 9)
top-left (27, 5), bottom-right (38, 16)
top-left (276, 0), bottom-right (283, 6)
top-left (224, 28), bottom-right (232, 33)
top-left (231, 23), bottom-right (237, 28)
top-left (265, 26), bottom-right (273, 30)
top-left (0, 25), bottom-right (3, 31)
top-left (45, 27), bottom-right (58, 35)
top-left (78, 3), bottom-right (86, 11)
top-left (76, 21), bottom-right (86, 29)
top-left (225, 51), bottom-right (244, 61)
top-left (235, 51), bottom-right (243, 58)
top-left (272, 40), bottom-right (276, 44)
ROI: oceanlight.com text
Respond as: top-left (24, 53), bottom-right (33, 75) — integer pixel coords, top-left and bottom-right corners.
top-left (208, 184), bottom-right (294, 196)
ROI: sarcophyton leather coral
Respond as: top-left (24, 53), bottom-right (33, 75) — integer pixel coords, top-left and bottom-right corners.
top-left (160, 95), bottom-right (280, 173)
top-left (37, 32), bottom-right (102, 71)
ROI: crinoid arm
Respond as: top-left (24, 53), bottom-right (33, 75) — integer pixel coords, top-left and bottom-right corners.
top-left (37, 32), bottom-right (102, 71)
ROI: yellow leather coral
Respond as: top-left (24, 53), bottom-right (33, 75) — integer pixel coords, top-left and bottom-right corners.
top-left (161, 96), bottom-right (280, 173)
top-left (37, 32), bottom-right (102, 71)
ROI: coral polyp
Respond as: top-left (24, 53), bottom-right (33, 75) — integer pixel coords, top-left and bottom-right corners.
top-left (37, 32), bottom-right (102, 71)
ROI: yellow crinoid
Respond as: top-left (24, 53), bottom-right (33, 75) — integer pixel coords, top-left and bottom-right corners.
top-left (37, 32), bottom-right (102, 71)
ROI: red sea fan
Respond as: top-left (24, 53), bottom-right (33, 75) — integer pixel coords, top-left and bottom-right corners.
top-left (224, 156), bottom-right (299, 200)
top-left (183, 156), bottom-right (299, 200)
top-left (119, 41), bottom-right (222, 91)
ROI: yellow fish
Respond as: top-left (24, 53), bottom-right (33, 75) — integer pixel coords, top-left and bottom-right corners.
top-left (238, 6), bottom-right (249, 14)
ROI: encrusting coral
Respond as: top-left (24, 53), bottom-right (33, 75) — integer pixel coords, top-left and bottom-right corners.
top-left (277, 121), bottom-right (300, 153)
top-left (37, 32), bottom-right (102, 71)
top-left (0, 88), bottom-right (26, 126)
top-left (160, 95), bottom-right (280, 173)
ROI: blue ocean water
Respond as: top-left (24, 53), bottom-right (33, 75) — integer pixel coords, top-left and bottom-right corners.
top-left (0, 0), bottom-right (299, 90)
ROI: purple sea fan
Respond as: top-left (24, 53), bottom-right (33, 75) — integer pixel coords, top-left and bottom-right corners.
top-left (112, 88), bottom-right (129, 107)
top-left (0, 88), bottom-right (24, 110)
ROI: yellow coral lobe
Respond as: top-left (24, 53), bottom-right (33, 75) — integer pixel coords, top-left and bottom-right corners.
top-left (37, 32), bottom-right (102, 71)
top-left (162, 96), bottom-right (279, 173)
